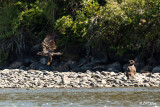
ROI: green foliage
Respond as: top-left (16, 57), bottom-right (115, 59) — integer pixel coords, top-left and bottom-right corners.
top-left (55, 16), bottom-right (73, 34)
top-left (55, 0), bottom-right (160, 58)
top-left (14, 0), bottom-right (48, 34)
top-left (0, 0), bottom-right (50, 63)
top-left (0, 0), bottom-right (160, 64)
top-left (55, 0), bottom-right (100, 55)
top-left (0, 3), bottom-right (19, 40)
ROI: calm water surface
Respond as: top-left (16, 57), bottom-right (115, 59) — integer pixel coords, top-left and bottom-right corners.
top-left (0, 88), bottom-right (159, 107)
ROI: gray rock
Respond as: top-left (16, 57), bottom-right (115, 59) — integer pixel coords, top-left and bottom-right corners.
top-left (134, 84), bottom-right (138, 87)
top-left (123, 83), bottom-right (129, 87)
top-left (146, 57), bottom-right (157, 66)
top-left (144, 83), bottom-right (150, 87)
top-left (134, 57), bottom-right (145, 72)
top-left (66, 60), bottom-right (77, 69)
top-left (72, 54), bottom-right (108, 72)
top-left (104, 62), bottom-right (122, 73)
top-left (40, 57), bottom-right (48, 65)
top-left (91, 53), bottom-right (108, 64)
top-left (152, 84), bottom-right (159, 87)
top-left (0, 69), bottom-right (10, 73)
top-left (101, 71), bottom-right (109, 76)
top-left (141, 66), bottom-right (154, 73)
top-left (0, 67), bottom-right (3, 70)
top-left (123, 64), bottom-right (128, 72)
top-left (86, 70), bottom-right (92, 74)
top-left (30, 43), bottom-right (42, 55)
top-left (29, 62), bottom-right (52, 70)
top-left (110, 72), bottom-right (116, 76)
top-left (62, 76), bottom-right (71, 84)
top-left (92, 74), bottom-right (101, 79)
top-left (104, 84), bottom-right (112, 87)
top-left (152, 66), bottom-right (160, 73)
top-left (23, 58), bottom-right (34, 65)
top-left (26, 67), bottom-right (30, 70)
top-left (112, 84), bottom-right (119, 87)
top-left (53, 61), bottom-right (72, 72)
top-left (53, 65), bottom-right (69, 72)
top-left (39, 67), bottom-right (44, 70)
top-left (101, 80), bottom-right (106, 84)
top-left (138, 82), bottom-right (144, 87)
top-left (74, 63), bottom-right (93, 72)
top-left (9, 60), bottom-right (23, 69)
top-left (115, 75), bottom-right (124, 79)
top-left (92, 65), bottom-right (106, 71)
top-left (122, 76), bottom-right (127, 81)
top-left (29, 62), bottom-right (42, 70)
top-left (19, 66), bottom-right (25, 70)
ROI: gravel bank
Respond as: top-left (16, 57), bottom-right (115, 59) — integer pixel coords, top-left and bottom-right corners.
top-left (0, 69), bottom-right (160, 88)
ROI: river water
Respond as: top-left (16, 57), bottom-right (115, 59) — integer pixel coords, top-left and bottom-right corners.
top-left (0, 88), bottom-right (159, 107)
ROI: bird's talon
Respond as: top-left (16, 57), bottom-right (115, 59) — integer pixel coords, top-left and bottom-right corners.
top-left (47, 62), bottom-right (50, 65)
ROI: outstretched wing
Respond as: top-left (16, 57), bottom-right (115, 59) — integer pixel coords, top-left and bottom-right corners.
top-left (42, 33), bottom-right (57, 54)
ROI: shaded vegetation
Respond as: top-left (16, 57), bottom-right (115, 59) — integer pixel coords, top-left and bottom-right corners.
top-left (0, 0), bottom-right (160, 64)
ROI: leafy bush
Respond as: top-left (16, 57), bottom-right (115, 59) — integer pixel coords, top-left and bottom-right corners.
top-left (0, 0), bottom-right (50, 63)
top-left (14, 1), bottom-right (48, 34)
top-left (0, 0), bottom-right (160, 64)
top-left (55, 0), bottom-right (160, 58)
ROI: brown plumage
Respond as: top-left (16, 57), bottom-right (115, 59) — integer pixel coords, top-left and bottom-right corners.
top-left (126, 60), bottom-right (136, 79)
top-left (37, 33), bottom-right (62, 65)
top-left (42, 33), bottom-right (57, 52)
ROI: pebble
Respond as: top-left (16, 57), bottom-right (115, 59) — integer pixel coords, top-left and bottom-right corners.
top-left (0, 69), bottom-right (159, 88)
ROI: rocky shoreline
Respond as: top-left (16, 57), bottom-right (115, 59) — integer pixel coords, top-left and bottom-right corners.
top-left (0, 69), bottom-right (160, 88)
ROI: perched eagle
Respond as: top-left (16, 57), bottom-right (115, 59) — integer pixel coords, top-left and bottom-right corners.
top-left (126, 60), bottom-right (136, 79)
top-left (37, 33), bottom-right (62, 65)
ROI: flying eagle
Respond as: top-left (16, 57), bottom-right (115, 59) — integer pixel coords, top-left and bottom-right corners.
top-left (37, 33), bottom-right (62, 65)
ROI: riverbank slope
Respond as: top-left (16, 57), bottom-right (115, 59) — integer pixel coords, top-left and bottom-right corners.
top-left (0, 69), bottom-right (159, 88)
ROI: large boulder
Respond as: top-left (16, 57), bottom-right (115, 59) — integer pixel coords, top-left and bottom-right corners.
top-left (71, 58), bottom-right (91, 72)
top-left (29, 61), bottom-right (52, 70)
top-left (146, 57), bottom-right (157, 66)
top-left (155, 53), bottom-right (160, 64)
top-left (52, 60), bottom-right (73, 72)
top-left (30, 44), bottom-right (42, 55)
top-left (40, 57), bottom-right (48, 65)
top-left (152, 66), bottom-right (160, 73)
top-left (29, 62), bottom-right (42, 70)
top-left (9, 60), bottom-right (23, 69)
top-left (69, 52), bottom-right (108, 72)
top-left (0, 67), bottom-right (3, 70)
top-left (71, 59), bottom-right (106, 72)
top-left (91, 53), bottom-right (108, 64)
top-left (123, 64), bottom-right (128, 72)
top-left (103, 62), bottom-right (122, 73)
top-left (23, 58), bottom-right (34, 66)
top-left (134, 57), bottom-right (145, 72)
top-left (52, 65), bottom-right (69, 72)
top-left (141, 66), bottom-right (154, 73)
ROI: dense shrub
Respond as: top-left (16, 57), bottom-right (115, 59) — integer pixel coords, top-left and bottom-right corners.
top-left (0, 0), bottom-right (160, 64)
top-left (55, 0), bottom-right (160, 59)
top-left (0, 0), bottom-right (50, 63)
